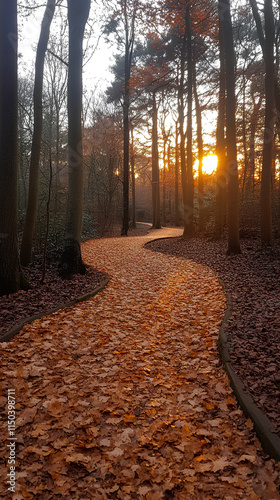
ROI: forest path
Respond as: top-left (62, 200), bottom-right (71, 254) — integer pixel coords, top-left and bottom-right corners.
top-left (1, 228), bottom-right (280, 499)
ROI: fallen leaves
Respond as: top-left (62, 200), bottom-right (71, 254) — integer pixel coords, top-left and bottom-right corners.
top-left (0, 265), bottom-right (106, 338)
top-left (0, 228), bottom-right (280, 499)
top-left (148, 235), bottom-right (280, 440)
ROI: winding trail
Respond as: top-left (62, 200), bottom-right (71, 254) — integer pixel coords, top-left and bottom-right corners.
top-left (1, 228), bottom-right (280, 499)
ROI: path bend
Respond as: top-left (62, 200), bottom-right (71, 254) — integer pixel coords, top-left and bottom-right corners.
top-left (1, 228), bottom-right (280, 499)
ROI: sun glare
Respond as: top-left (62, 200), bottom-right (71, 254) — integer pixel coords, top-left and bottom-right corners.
top-left (202, 155), bottom-right (217, 175)
top-left (194, 155), bottom-right (217, 177)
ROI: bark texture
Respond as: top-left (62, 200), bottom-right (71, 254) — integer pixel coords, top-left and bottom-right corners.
top-left (122, 26), bottom-right (130, 235)
top-left (249, 0), bottom-right (276, 245)
top-left (121, 0), bottom-right (136, 236)
top-left (0, 0), bottom-right (21, 295)
top-left (61, 0), bottom-right (90, 277)
top-left (174, 122), bottom-right (180, 226)
top-left (260, 0), bottom-right (275, 245)
top-left (214, 13), bottom-right (227, 239)
top-left (152, 92), bottom-right (161, 229)
top-left (130, 128), bottom-right (137, 229)
top-left (219, 0), bottom-right (241, 254)
top-left (178, 14), bottom-right (188, 236)
top-left (194, 63), bottom-right (204, 232)
top-left (20, 0), bottom-right (56, 267)
top-left (185, 5), bottom-right (194, 236)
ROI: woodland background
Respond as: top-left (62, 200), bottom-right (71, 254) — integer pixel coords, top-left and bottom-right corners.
top-left (0, 0), bottom-right (280, 293)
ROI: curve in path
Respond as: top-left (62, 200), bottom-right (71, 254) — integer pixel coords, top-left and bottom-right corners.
top-left (0, 228), bottom-right (280, 499)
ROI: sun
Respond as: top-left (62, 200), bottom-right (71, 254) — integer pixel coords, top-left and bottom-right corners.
top-left (202, 155), bottom-right (217, 175)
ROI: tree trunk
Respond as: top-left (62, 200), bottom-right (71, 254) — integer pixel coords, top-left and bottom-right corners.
top-left (246, 95), bottom-right (262, 196)
top-left (213, 12), bottom-right (227, 239)
top-left (122, 33), bottom-right (130, 235)
top-left (131, 128), bottom-right (136, 229)
top-left (185, 5), bottom-right (194, 236)
top-left (152, 91), bottom-right (161, 229)
top-left (174, 121), bottom-right (180, 226)
top-left (0, 0), bottom-right (20, 295)
top-left (0, 0), bottom-right (22, 296)
top-left (121, 1), bottom-right (134, 236)
top-left (60, 0), bottom-right (90, 277)
top-left (162, 137), bottom-right (166, 225)
top-left (250, 0), bottom-right (280, 119)
top-left (193, 62), bottom-right (204, 232)
top-left (178, 14), bottom-right (190, 237)
top-left (20, 0), bottom-right (56, 267)
top-left (55, 96), bottom-right (61, 215)
top-left (219, 0), bottom-right (241, 254)
top-left (241, 73), bottom-right (248, 199)
top-left (168, 142), bottom-right (172, 219)
top-left (261, 0), bottom-right (275, 245)
top-left (250, 0), bottom-right (276, 244)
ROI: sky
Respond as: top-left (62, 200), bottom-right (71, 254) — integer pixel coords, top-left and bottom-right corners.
top-left (18, 2), bottom-right (114, 91)
top-left (18, 1), bottom-right (218, 174)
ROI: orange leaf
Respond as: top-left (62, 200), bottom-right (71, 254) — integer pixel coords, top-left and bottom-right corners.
top-left (123, 413), bottom-right (136, 423)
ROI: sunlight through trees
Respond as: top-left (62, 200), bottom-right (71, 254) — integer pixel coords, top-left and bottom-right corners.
top-left (1, 0), bottom-right (280, 292)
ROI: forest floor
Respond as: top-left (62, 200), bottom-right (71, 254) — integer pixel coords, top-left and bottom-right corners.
top-left (146, 233), bottom-right (280, 437)
top-left (0, 225), bottom-right (280, 499)
top-left (0, 224), bottom-right (151, 338)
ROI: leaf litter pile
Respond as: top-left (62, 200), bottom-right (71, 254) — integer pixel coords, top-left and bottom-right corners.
top-left (1, 228), bottom-right (280, 499)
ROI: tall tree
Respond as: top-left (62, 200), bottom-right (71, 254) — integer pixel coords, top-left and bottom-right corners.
top-left (60, 0), bottom-right (90, 276)
top-left (122, 0), bottom-right (136, 235)
top-left (193, 61), bottom-right (204, 232)
top-left (261, 0), bottom-right (275, 245)
top-left (0, 0), bottom-right (22, 295)
top-left (46, 29), bottom-right (68, 215)
top-left (213, 12), bottom-right (227, 239)
top-left (105, 0), bottom-right (139, 235)
top-left (133, 39), bottom-right (173, 230)
top-left (247, 93), bottom-right (263, 195)
top-left (250, 0), bottom-right (280, 246)
top-left (110, 32), bottom-right (172, 230)
top-left (219, 0), bottom-right (241, 254)
top-left (176, 4), bottom-right (195, 237)
top-left (177, 6), bottom-right (189, 237)
top-left (174, 120), bottom-right (180, 225)
top-left (20, 0), bottom-right (56, 267)
top-left (152, 90), bottom-right (161, 228)
top-left (185, 4), bottom-right (194, 236)
top-left (130, 127), bottom-right (137, 228)
top-left (249, 0), bottom-right (275, 245)
top-left (169, 0), bottom-right (215, 236)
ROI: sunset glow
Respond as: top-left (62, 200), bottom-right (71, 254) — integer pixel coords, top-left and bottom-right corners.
top-left (202, 155), bottom-right (217, 175)
top-left (194, 155), bottom-right (217, 177)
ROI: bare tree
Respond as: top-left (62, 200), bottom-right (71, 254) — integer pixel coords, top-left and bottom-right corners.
top-left (0, 0), bottom-right (24, 295)
top-left (122, 0), bottom-right (138, 235)
top-left (219, 0), bottom-right (241, 254)
top-left (249, 0), bottom-right (275, 245)
top-left (20, 0), bottom-right (56, 266)
top-left (152, 91), bottom-right (161, 228)
top-left (213, 12), bottom-right (227, 239)
top-left (60, 0), bottom-right (90, 276)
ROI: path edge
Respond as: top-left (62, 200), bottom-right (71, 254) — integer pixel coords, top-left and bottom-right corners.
top-left (218, 284), bottom-right (280, 462)
top-left (145, 236), bottom-right (280, 462)
top-left (0, 273), bottom-right (110, 343)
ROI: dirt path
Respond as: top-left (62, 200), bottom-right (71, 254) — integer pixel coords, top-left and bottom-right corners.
top-left (1, 228), bottom-right (280, 499)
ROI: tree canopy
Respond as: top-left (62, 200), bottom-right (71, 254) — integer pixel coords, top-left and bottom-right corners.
top-left (1, 0), bottom-right (280, 294)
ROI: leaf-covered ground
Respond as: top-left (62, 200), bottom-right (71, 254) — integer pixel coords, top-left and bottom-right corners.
top-left (0, 225), bottom-right (149, 338)
top-left (146, 234), bottom-right (280, 436)
top-left (0, 264), bottom-right (106, 338)
top-left (1, 228), bottom-right (280, 499)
